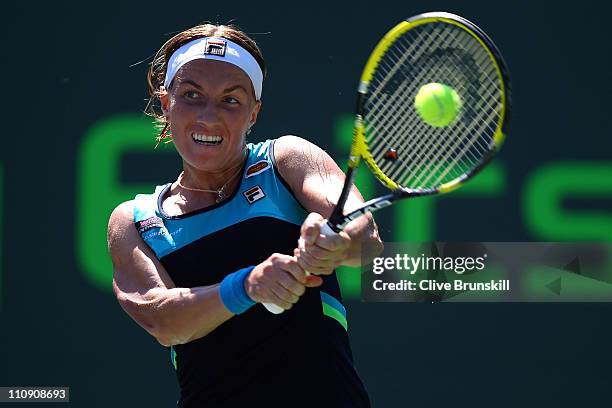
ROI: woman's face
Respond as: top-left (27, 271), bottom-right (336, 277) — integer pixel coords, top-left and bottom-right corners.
top-left (161, 59), bottom-right (261, 172)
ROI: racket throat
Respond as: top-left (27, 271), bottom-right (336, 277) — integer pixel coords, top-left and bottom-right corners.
top-left (333, 196), bottom-right (394, 231)
top-left (328, 166), bottom-right (358, 232)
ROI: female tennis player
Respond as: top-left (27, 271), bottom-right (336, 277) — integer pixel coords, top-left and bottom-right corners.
top-left (107, 23), bottom-right (382, 407)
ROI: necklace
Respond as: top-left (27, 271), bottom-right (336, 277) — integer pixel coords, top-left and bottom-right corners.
top-left (177, 165), bottom-right (243, 203)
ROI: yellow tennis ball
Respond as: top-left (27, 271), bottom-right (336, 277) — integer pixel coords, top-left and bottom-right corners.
top-left (414, 83), bottom-right (462, 127)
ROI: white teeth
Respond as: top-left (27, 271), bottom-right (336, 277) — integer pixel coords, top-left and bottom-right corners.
top-left (192, 134), bottom-right (223, 143)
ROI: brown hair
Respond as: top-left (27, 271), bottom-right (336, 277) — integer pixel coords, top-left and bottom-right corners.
top-left (145, 23), bottom-right (267, 146)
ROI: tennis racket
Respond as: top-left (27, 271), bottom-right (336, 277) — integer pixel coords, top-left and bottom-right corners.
top-left (263, 11), bottom-right (511, 314)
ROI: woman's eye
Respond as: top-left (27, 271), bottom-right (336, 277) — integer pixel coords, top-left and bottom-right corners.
top-left (184, 90), bottom-right (200, 99)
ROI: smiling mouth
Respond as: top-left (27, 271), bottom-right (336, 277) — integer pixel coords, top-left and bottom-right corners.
top-left (192, 133), bottom-right (223, 145)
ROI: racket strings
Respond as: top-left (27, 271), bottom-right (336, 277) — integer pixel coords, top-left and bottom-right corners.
top-left (362, 22), bottom-right (502, 189)
top-left (371, 39), bottom-right (490, 181)
top-left (370, 27), bottom-right (497, 182)
top-left (374, 47), bottom-right (498, 185)
top-left (364, 28), bottom-right (438, 146)
top-left (396, 40), bottom-right (498, 186)
top-left (366, 27), bottom-right (480, 171)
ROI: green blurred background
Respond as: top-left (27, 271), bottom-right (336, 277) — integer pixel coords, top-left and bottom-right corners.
top-left (1, 0), bottom-right (611, 406)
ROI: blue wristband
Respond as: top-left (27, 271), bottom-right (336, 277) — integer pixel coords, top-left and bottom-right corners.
top-left (219, 266), bottom-right (256, 314)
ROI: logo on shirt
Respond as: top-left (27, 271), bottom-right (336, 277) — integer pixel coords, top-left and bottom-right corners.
top-left (243, 185), bottom-right (266, 204)
top-left (204, 38), bottom-right (227, 57)
top-left (135, 216), bottom-right (165, 234)
top-left (245, 160), bottom-right (270, 178)
top-left (143, 227), bottom-right (183, 242)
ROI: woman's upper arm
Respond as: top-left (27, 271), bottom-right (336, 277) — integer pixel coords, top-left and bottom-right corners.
top-left (107, 201), bottom-right (175, 328)
top-left (108, 202), bottom-right (235, 346)
top-left (274, 135), bottom-right (382, 264)
top-left (273, 135), bottom-right (364, 215)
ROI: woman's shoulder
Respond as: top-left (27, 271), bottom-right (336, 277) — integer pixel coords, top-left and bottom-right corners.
top-left (107, 200), bottom-right (139, 255)
top-left (109, 182), bottom-right (169, 224)
top-left (272, 135), bottom-right (318, 165)
top-left (108, 200), bottom-right (135, 228)
top-left (272, 135), bottom-right (332, 173)
top-left (270, 135), bottom-right (339, 199)
top-left (272, 134), bottom-right (310, 152)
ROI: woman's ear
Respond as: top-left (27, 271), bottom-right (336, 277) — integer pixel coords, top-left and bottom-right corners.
top-left (160, 86), bottom-right (170, 116)
top-left (249, 100), bottom-right (262, 127)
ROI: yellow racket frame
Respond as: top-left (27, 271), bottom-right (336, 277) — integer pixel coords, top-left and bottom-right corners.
top-left (350, 14), bottom-right (509, 194)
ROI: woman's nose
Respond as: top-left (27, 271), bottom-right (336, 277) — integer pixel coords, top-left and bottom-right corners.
top-left (196, 101), bottom-right (221, 126)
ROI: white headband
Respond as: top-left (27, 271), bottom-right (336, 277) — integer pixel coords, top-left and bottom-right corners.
top-left (164, 37), bottom-right (263, 100)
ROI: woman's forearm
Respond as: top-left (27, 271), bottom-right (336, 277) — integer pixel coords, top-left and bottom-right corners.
top-left (116, 284), bottom-right (232, 346)
top-left (342, 214), bottom-right (384, 267)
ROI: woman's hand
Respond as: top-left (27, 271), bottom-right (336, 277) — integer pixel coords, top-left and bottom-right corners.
top-left (295, 212), bottom-right (351, 276)
top-left (245, 253), bottom-right (323, 311)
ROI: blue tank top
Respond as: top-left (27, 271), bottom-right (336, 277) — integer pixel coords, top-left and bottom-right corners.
top-left (133, 140), bottom-right (370, 407)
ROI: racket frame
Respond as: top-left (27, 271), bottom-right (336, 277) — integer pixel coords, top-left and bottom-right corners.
top-left (327, 12), bottom-right (511, 232)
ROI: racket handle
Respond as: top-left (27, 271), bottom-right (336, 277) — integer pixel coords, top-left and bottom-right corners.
top-left (263, 302), bottom-right (285, 314)
top-left (319, 221), bottom-right (338, 237)
top-left (262, 220), bottom-right (338, 315)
